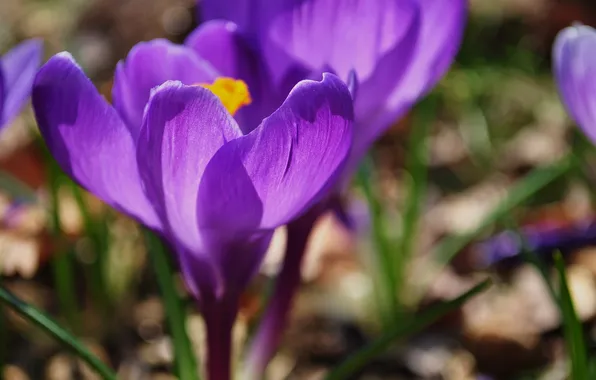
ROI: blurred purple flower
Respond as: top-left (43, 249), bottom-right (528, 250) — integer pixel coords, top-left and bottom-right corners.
top-left (476, 219), bottom-right (596, 269)
top-left (553, 24), bottom-right (596, 143)
top-left (0, 39), bottom-right (43, 130)
top-left (32, 53), bottom-right (353, 380)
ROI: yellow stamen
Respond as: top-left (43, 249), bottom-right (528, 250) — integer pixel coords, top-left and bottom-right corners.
top-left (196, 77), bottom-right (252, 116)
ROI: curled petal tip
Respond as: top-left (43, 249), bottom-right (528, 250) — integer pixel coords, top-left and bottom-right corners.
top-left (53, 51), bottom-right (77, 64)
top-left (149, 80), bottom-right (185, 99)
top-left (346, 70), bottom-right (359, 101)
top-left (555, 24), bottom-right (595, 46)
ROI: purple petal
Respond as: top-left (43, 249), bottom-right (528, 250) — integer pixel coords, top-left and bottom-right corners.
top-left (197, 72), bottom-right (353, 231)
top-left (553, 25), bottom-right (596, 143)
top-left (346, 70), bottom-right (358, 100)
top-left (112, 39), bottom-right (218, 140)
top-left (136, 81), bottom-right (242, 253)
top-left (193, 143), bottom-right (268, 295)
top-left (32, 53), bottom-right (162, 230)
top-left (264, 0), bottom-right (419, 85)
top-left (475, 219), bottom-right (596, 269)
top-left (0, 69), bottom-right (4, 125)
top-left (186, 21), bottom-right (278, 133)
top-left (176, 242), bottom-right (223, 300)
top-left (399, 0), bottom-right (467, 101)
top-left (351, 0), bottom-right (420, 128)
top-left (200, 0), bottom-right (275, 36)
top-left (196, 230), bottom-right (274, 296)
top-left (194, 73), bottom-right (352, 295)
top-left (185, 20), bottom-right (253, 80)
top-left (352, 0), bottom-right (466, 163)
top-left (258, 0), bottom-right (422, 160)
top-left (1, 39), bottom-right (43, 127)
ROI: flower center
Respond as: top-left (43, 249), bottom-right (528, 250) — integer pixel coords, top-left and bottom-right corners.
top-left (197, 77), bottom-right (252, 116)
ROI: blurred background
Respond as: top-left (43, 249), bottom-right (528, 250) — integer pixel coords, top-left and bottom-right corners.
top-left (2, 0), bottom-right (596, 379)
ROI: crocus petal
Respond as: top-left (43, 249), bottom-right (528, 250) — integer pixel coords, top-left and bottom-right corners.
top-left (0, 69), bottom-right (4, 125)
top-left (1, 39), bottom-right (43, 127)
top-left (195, 73), bottom-right (352, 295)
top-left (137, 81), bottom-right (242, 253)
top-left (200, 0), bottom-right (276, 37)
top-left (398, 0), bottom-right (467, 101)
top-left (263, 0), bottom-right (419, 85)
top-left (185, 20), bottom-right (255, 80)
top-left (197, 72), bottom-right (353, 230)
top-left (351, 0), bottom-right (420, 127)
top-left (475, 220), bottom-right (596, 269)
top-left (259, 0), bottom-right (421, 159)
top-left (553, 25), bottom-right (596, 143)
top-left (176, 242), bottom-right (223, 300)
top-left (346, 70), bottom-right (358, 101)
top-left (186, 20), bottom-right (278, 133)
top-left (32, 53), bottom-right (162, 230)
top-left (112, 39), bottom-right (218, 139)
top-left (352, 0), bottom-right (466, 163)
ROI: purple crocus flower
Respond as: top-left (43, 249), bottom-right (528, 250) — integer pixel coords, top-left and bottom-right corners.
top-left (0, 39), bottom-right (43, 130)
top-left (198, 0), bottom-right (466, 375)
top-left (553, 24), bottom-right (596, 144)
top-left (32, 53), bottom-right (354, 380)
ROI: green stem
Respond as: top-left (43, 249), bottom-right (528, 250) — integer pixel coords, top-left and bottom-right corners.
top-left (48, 163), bottom-right (80, 332)
top-left (397, 98), bottom-right (436, 302)
top-left (143, 230), bottom-right (199, 380)
top-left (70, 182), bottom-right (108, 311)
top-left (554, 252), bottom-right (589, 379)
top-left (356, 159), bottom-right (399, 327)
top-left (0, 285), bottom-right (117, 380)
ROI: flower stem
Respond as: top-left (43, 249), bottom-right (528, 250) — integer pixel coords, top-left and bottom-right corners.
top-left (202, 297), bottom-right (238, 380)
top-left (245, 210), bottom-right (319, 379)
top-left (143, 231), bottom-right (200, 380)
top-left (70, 181), bottom-right (109, 312)
top-left (48, 162), bottom-right (80, 333)
top-left (356, 160), bottom-right (399, 327)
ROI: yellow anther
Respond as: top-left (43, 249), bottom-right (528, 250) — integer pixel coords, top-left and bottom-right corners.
top-left (196, 77), bottom-right (252, 116)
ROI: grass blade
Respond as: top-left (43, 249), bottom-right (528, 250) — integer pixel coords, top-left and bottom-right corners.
top-left (554, 252), bottom-right (589, 379)
top-left (0, 285), bottom-right (117, 380)
top-left (70, 182), bottom-right (110, 312)
top-left (503, 220), bottom-right (589, 379)
top-left (325, 279), bottom-right (491, 380)
top-left (397, 97), bottom-right (437, 298)
top-left (143, 230), bottom-right (200, 380)
top-left (356, 159), bottom-right (399, 327)
top-left (47, 161), bottom-right (80, 332)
